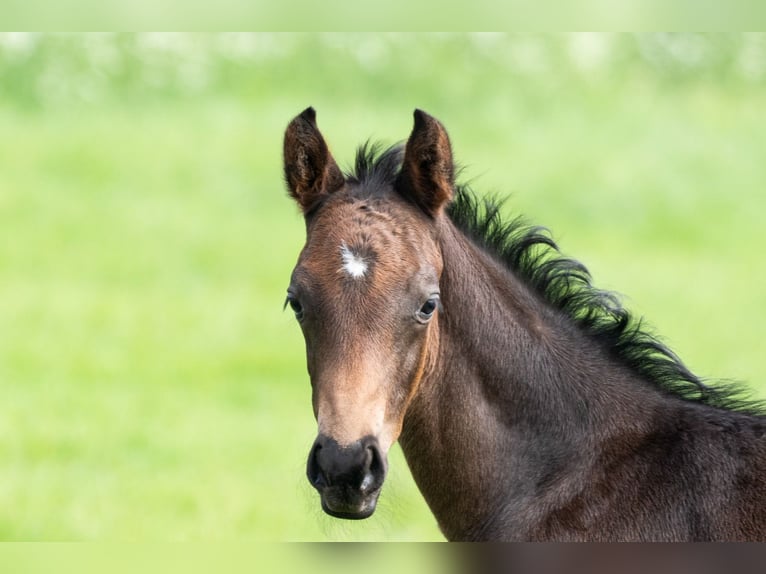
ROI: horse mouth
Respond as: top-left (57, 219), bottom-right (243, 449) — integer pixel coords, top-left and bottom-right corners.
top-left (307, 433), bottom-right (388, 521)
top-left (320, 488), bottom-right (381, 520)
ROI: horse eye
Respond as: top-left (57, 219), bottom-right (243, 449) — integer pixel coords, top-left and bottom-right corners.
top-left (417, 297), bottom-right (439, 322)
top-left (285, 295), bottom-right (304, 320)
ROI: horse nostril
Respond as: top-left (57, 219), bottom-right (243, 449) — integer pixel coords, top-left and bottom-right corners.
top-left (308, 435), bottom-right (387, 495)
top-left (360, 443), bottom-right (386, 493)
top-left (307, 441), bottom-right (327, 489)
top-left (360, 471), bottom-right (374, 492)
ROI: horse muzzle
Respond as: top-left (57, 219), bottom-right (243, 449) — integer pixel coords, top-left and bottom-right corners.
top-left (306, 434), bottom-right (388, 519)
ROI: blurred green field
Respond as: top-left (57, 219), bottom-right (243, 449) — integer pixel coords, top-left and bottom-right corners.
top-left (1, 34), bottom-right (765, 541)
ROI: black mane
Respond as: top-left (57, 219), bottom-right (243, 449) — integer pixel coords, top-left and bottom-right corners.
top-left (346, 141), bottom-right (404, 187)
top-left (351, 143), bottom-right (764, 416)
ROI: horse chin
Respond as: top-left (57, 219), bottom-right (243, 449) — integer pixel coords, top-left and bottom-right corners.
top-left (320, 489), bottom-right (380, 520)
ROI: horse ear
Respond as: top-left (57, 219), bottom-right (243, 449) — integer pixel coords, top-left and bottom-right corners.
top-left (283, 107), bottom-right (344, 213)
top-left (397, 109), bottom-right (455, 216)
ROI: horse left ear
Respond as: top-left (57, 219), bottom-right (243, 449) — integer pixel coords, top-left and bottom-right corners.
top-left (283, 107), bottom-right (345, 214)
top-left (397, 109), bottom-right (455, 216)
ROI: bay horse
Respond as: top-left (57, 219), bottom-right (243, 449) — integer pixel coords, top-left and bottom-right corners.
top-left (282, 107), bottom-right (766, 541)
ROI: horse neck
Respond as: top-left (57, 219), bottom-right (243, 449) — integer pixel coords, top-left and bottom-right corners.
top-left (399, 219), bottom-right (669, 540)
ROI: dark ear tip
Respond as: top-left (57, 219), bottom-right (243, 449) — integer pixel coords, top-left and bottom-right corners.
top-left (299, 106), bottom-right (317, 124)
top-left (413, 109), bottom-right (444, 132)
top-left (413, 108), bottom-right (428, 127)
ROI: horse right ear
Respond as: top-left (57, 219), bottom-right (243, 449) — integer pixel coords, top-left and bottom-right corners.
top-left (397, 109), bottom-right (455, 217)
top-left (283, 107), bottom-right (344, 213)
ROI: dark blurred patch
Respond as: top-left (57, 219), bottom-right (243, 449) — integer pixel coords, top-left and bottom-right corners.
top-left (459, 543), bottom-right (766, 574)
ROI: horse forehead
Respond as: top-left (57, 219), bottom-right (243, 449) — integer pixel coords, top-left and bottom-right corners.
top-left (309, 199), bottom-right (429, 264)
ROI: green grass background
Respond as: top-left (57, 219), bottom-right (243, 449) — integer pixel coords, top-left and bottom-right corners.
top-left (1, 33), bottom-right (765, 541)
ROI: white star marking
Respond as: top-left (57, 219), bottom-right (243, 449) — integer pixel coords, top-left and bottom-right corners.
top-left (340, 243), bottom-right (368, 279)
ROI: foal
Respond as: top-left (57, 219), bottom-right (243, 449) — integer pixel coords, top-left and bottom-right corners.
top-left (282, 108), bottom-right (766, 541)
